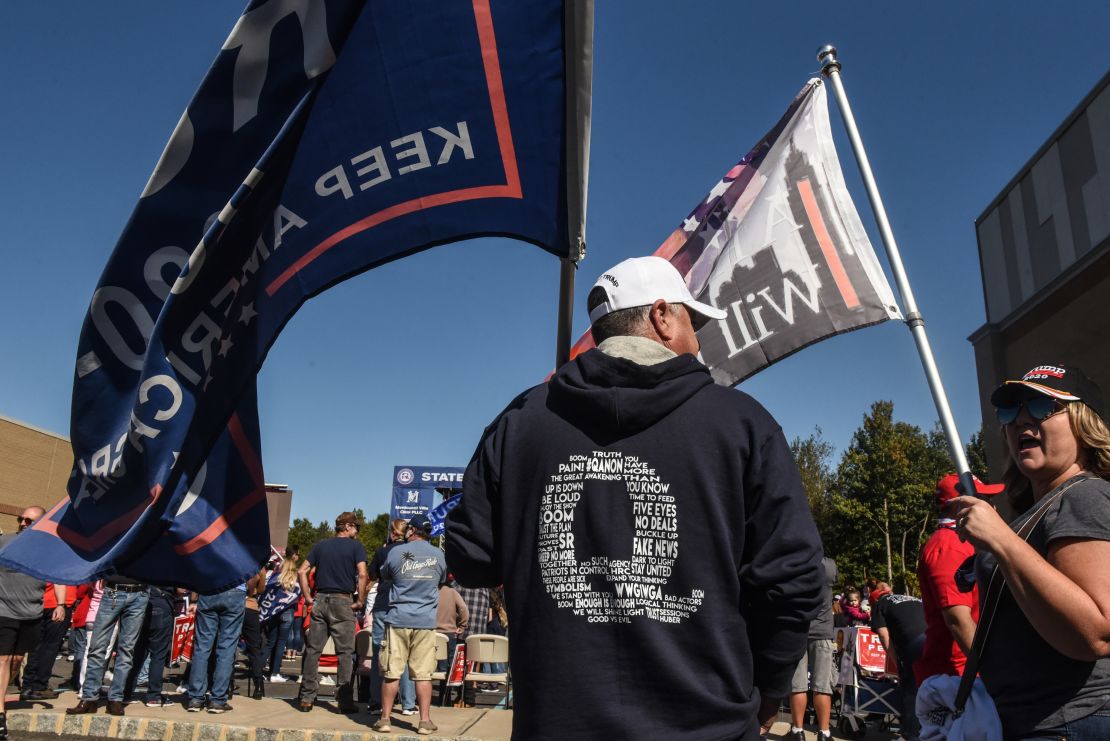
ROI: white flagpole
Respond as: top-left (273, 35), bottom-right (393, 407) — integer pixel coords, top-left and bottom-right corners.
top-left (817, 45), bottom-right (978, 495)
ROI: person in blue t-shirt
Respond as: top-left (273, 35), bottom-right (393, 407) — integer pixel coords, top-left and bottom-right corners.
top-left (372, 515), bottom-right (445, 737)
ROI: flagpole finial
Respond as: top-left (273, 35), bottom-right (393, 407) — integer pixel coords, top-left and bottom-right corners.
top-left (817, 45), bottom-right (841, 75)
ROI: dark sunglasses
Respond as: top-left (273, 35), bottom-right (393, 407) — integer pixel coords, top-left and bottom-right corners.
top-left (995, 396), bottom-right (1065, 426)
top-left (16, 516), bottom-right (34, 525)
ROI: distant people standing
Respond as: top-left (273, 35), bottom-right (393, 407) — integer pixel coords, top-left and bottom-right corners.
top-left (788, 556), bottom-right (838, 741)
top-left (368, 519), bottom-right (416, 714)
top-left (454, 586), bottom-right (491, 640)
top-left (67, 574), bottom-right (149, 717)
top-left (485, 588), bottom-right (508, 678)
top-left (435, 580), bottom-right (468, 673)
top-left (261, 547), bottom-right (302, 682)
top-left (915, 473), bottom-right (1000, 683)
top-left (21, 581), bottom-right (76, 700)
top-left (185, 584), bottom-right (247, 713)
top-left (242, 569), bottom-right (267, 699)
top-left (297, 512), bottom-right (368, 713)
top-left (2, 507), bottom-right (64, 739)
top-left (64, 584), bottom-right (93, 691)
top-left (287, 595), bottom-right (305, 657)
top-left (123, 586), bottom-right (175, 707)
top-left (451, 585), bottom-right (491, 702)
top-left (72, 582), bottom-right (106, 692)
top-left (869, 584), bottom-right (925, 741)
top-left (372, 515), bottom-right (446, 736)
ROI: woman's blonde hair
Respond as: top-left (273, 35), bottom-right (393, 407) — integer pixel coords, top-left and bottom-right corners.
top-left (278, 553), bottom-right (299, 591)
top-left (390, 518), bottom-right (408, 541)
top-left (1001, 400), bottom-right (1110, 511)
top-left (1070, 402), bottom-right (1110, 477)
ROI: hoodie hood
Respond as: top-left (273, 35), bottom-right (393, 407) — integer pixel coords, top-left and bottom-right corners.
top-left (548, 348), bottom-right (714, 437)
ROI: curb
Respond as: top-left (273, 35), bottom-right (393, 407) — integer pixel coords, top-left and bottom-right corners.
top-left (4, 710), bottom-right (490, 741)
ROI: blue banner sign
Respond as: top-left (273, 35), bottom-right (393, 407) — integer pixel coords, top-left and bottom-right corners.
top-left (391, 465), bottom-right (465, 522)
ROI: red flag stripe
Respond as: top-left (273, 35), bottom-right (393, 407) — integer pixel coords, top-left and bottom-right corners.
top-left (796, 177), bottom-right (860, 309)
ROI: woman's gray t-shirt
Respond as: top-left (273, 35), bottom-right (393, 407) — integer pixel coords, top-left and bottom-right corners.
top-left (975, 475), bottom-right (1110, 735)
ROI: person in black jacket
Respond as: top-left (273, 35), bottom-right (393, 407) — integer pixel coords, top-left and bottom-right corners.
top-left (446, 256), bottom-right (825, 740)
top-left (869, 583), bottom-right (925, 741)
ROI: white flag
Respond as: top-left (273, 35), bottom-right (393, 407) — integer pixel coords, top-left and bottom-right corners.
top-left (573, 80), bottom-right (901, 386)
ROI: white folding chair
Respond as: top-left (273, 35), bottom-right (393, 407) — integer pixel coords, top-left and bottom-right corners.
top-left (463, 633), bottom-right (510, 708)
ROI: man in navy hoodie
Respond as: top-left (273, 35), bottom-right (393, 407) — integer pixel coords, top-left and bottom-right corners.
top-left (446, 256), bottom-right (825, 740)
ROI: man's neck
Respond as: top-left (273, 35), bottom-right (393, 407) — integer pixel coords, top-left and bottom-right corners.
top-left (597, 335), bottom-right (677, 366)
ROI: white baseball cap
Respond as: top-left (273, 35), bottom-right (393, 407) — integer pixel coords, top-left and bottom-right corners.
top-left (589, 256), bottom-right (727, 326)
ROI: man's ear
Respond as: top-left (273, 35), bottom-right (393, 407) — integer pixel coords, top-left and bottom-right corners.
top-left (647, 299), bottom-right (675, 341)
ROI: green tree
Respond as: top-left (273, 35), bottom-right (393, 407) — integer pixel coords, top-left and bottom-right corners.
top-left (790, 427), bottom-right (835, 537)
top-left (352, 510), bottom-right (391, 553)
top-left (286, 517), bottom-right (332, 558)
top-left (965, 428), bottom-right (990, 481)
top-left (828, 402), bottom-right (949, 593)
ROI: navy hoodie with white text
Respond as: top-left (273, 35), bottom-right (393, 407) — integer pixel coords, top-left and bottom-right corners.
top-left (446, 348), bottom-right (824, 740)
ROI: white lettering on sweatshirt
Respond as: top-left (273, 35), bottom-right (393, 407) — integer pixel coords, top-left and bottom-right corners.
top-left (536, 451), bottom-right (704, 625)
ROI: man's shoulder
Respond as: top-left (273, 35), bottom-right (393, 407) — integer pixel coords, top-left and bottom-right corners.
top-left (691, 382), bottom-right (780, 425)
top-left (412, 540), bottom-right (445, 561)
top-left (497, 382), bottom-right (551, 420)
top-left (385, 539), bottom-right (439, 561)
top-left (456, 585), bottom-right (486, 599)
top-left (315, 536), bottom-right (364, 556)
top-left (921, 528), bottom-right (971, 562)
top-left (386, 541), bottom-right (445, 579)
top-left (349, 537), bottom-right (368, 557)
top-left (313, 536), bottom-right (341, 551)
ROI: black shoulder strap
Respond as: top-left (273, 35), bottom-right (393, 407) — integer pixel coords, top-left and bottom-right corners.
top-left (953, 474), bottom-right (1090, 713)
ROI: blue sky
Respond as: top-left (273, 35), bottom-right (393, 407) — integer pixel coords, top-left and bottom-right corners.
top-left (1, 2), bottom-right (1108, 523)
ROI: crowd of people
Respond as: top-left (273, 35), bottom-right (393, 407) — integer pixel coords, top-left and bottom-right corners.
top-left (0, 509), bottom-right (507, 739)
top-left (5, 256), bottom-right (1110, 741)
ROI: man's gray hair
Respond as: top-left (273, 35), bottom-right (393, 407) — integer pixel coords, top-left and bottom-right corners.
top-left (587, 287), bottom-right (652, 344)
top-left (588, 286), bottom-right (687, 344)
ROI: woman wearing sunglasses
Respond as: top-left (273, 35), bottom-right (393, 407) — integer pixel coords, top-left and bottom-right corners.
top-left (950, 364), bottom-right (1110, 738)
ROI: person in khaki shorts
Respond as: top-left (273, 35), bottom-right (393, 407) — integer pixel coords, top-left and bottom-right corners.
top-left (372, 515), bottom-right (445, 736)
top-left (787, 556), bottom-right (838, 741)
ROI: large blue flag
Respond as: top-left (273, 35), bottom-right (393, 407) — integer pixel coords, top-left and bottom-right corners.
top-left (0, 0), bottom-right (593, 591)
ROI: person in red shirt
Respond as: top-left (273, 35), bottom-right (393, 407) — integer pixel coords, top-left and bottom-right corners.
top-left (914, 473), bottom-right (1003, 683)
top-left (65, 584), bottom-right (93, 690)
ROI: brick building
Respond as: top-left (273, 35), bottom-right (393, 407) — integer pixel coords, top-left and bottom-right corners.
top-left (0, 414), bottom-right (72, 533)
